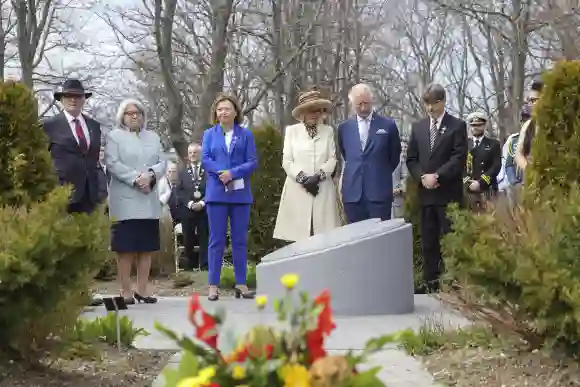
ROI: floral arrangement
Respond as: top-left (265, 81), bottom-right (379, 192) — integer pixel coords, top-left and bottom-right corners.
top-left (156, 273), bottom-right (393, 387)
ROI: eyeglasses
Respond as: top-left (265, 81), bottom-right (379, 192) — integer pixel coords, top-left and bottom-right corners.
top-left (124, 111), bottom-right (142, 117)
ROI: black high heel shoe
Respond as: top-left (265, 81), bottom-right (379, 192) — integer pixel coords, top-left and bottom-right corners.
top-left (134, 292), bottom-right (158, 304)
top-left (233, 286), bottom-right (255, 299)
top-left (208, 288), bottom-right (219, 301)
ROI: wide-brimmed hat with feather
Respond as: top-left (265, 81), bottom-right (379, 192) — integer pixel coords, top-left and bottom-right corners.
top-left (291, 90), bottom-right (332, 120)
top-left (54, 79), bottom-right (92, 101)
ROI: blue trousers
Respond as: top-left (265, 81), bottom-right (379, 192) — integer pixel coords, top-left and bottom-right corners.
top-left (344, 193), bottom-right (392, 223)
top-left (206, 203), bottom-right (251, 286)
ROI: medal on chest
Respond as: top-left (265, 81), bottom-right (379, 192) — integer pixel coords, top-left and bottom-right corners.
top-left (188, 165), bottom-right (203, 199)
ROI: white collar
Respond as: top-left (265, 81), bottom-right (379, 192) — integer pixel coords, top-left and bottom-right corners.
top-left (357, 111), bottom-right (373, 122)
top-left (430, 111), bottom-right (445, 123)
top-left (63, 110), bottom-right (82, 122)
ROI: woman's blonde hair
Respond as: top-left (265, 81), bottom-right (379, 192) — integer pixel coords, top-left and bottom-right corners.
top-left (210, 93), bottom-right (243, 125)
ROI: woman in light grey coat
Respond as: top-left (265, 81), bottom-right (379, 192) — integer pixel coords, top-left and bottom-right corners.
top-left (105, 99), bottom-right (166, 305)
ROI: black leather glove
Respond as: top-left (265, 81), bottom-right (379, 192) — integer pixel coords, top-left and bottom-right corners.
top-left (296, 171), bottom-right (319, 196)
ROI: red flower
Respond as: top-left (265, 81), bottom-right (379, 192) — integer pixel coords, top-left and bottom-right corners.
top-left (305, 290), bottom-right (336, 364)
top-left (188, 293), bottom-right (218, 349)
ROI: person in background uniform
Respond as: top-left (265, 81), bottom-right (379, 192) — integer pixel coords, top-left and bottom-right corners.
top-left (406, 83), bottom-right (468, 293)
top-left (391, 141), bottom-right (408, 218)
top-left (337, 83), bottom-right (402, 223)
top-left (499, 105), bottom-right (530, 208)
top-left (515, 78), bottom-right (543, 170)
top-left (176, 143), bottom-right (209, 271)
top-left (463, 112), bottom-right (502, 212)
top-left (43, 79), bottom-right (104, 307)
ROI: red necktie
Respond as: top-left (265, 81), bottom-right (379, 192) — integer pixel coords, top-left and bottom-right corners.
top-left (73, 118), bottom-right (88, 152)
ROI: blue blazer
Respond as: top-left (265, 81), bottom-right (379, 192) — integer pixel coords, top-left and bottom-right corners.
top-left (201, 124), bottom-right (258, 204)
top-left (337, 114), bottom-right (401, 203)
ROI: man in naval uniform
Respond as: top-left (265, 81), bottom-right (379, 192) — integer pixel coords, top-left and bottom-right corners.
top-left (463, 112), bottom-right (502, 212)
top-left (176, 143), bottom-right (209, 270)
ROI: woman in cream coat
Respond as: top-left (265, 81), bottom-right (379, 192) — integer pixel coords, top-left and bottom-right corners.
top-left (273, 90), bottom-right (341, 242)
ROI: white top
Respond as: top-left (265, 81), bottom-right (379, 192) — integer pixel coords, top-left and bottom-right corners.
top-left (158, 176), bottom-right (172, 205)
top-left (225, 130), bottom-right (234, 151)
top-left (63, 110), bottom-right (90, 146)
top-left (515, 119), bottom-right (533, 170)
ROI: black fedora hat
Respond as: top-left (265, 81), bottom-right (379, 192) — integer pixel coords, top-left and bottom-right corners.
top-left (54, 79), bottom-right (92, 101)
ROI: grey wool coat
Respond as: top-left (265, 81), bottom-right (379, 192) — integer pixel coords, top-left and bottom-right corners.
top-left (104, 127), bottom-right (166, 222)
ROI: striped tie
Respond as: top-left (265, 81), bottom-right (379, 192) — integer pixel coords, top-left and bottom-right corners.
top-left (430, 120), bottom-right (438, 150)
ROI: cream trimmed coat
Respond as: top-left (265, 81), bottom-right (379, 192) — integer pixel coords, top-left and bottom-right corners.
top-left (273, 123), bottom-right (341, 242)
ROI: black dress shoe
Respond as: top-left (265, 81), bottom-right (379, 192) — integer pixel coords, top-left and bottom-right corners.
top-left (208, 293), bottom-right (219, 301)
top-left (134, 292), bottom-right (158, 304)
top-left (233, 286), bottom-right (255, 299)
top-left (124, 296), bottom-right (135, 305)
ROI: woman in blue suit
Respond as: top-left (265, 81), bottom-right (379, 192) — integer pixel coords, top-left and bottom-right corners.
top-left (202, 94), bottom-right (258, 301)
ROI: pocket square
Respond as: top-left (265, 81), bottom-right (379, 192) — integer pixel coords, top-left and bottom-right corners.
top-left (376, 128), bottom-right (387, 134)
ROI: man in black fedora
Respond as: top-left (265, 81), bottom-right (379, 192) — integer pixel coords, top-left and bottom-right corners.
top-left (43, 79), bottom-right (103, 214)
top-left (43, 79), bottom-right (104, 306)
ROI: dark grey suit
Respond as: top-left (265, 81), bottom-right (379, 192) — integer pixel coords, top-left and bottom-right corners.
top-left (43, 113), bottom-right (102, 213)
top-left (406, 111), bottom-right (468, 291)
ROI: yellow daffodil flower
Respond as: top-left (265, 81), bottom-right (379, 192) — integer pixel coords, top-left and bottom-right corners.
top-left (256, 295), bottom-right (268, 308)
top-left (278, 363), bottom-right (311, 387)
top-left (176, 367), bottom-right (216, 387)
top-left (232, 364), bottom-right (246, 379)
top-left (280, 273), bottom-right (299, 290)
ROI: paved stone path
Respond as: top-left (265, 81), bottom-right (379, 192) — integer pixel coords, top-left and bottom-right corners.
top-left (83, 295), bottom-right (469, 386)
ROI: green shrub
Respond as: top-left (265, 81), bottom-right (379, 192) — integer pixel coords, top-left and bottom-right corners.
top-left (403, 176), bottom-right (424, 291)
top-left (71, 313), bottom-right (149, 348)
top-left (0, 187), bottom-right (110, 360)
top-left (248, 124), bottom-right (286, 262)
top-left (0, 81), bottom-right (57, 206)
top-left (220, 264), bottom-right (257, 289)
top-left (525, 61), bottom-right (580, 198)
top-left (442, 186), bottom-right (580, 355)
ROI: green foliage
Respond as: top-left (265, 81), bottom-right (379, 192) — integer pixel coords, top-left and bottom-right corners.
top-left (525, 61), bottom-right (580, 198)
top-left (442, 186), bottom-right (580, 355)
top-left (248, 124), bottom-right (287, 262)
top-left (402, 176), bottom-right (424, 291)
top-left (220, 264), bottom-right (257, 289)
top-left (0, 187), bottom-right (110, 360)
top-left (396, 323), bottom-right (498, 356)
top-left (0, 81), bottom-right (57, 206)
top-left (70, 313), bottom-right (149, 348)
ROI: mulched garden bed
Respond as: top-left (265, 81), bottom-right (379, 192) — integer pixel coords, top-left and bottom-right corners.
top-left (0, 345), bottom-right (176, 387)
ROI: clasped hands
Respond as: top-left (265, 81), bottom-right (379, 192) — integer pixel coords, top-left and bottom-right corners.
top-left (218, 170), bottom-right (233, 184)
top-left (135, 172), bottom-right (153, 193)
top-left (421, 173), bottom-right (439, 189)
top-left (297, 172), bottom-right (320, 196)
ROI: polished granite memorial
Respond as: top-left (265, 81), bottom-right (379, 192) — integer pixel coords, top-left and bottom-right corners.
top-left (256, 218), bottom-right (415, 316)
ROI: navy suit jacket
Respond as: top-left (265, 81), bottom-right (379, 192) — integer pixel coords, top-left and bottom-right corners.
top-left (43, 113), bottom-right (101, 205)
top-left (201, 124), bottom-right (258, 204)
top-left (337, 113), bottom-right (401, 203)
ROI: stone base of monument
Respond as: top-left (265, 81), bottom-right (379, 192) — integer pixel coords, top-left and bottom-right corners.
top-left (256, 218), bottom-right (414, 316)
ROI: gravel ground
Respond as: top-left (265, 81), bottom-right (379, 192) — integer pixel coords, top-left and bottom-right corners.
top-left (0, 345), bottom-right (176, 387)
top-left (423, 345), bottom-right (580, 386)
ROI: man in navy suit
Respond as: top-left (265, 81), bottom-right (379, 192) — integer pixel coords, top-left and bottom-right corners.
top-left (337, 83), bottom-right (402, 223)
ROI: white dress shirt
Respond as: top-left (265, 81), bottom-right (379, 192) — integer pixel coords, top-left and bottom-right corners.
top-left (187, 162), bottom-right (205, 209)
top-left (357, 112), bottom-right (373, 147)
top-left (63, 110), bottom-right (90, 146)
top-left (430, 111), bottom-right (445, 132)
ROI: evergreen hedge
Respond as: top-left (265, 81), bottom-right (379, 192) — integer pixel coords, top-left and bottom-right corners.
top-left (248, 124), bottom-right (286, 262)
top-left (403, 176), bottom-right (424, 291)
top-left (0, 81), bottom-right (110, 360)
top-left (525, 61), bottom-right (580, 197)
top-left (0, 81), bottom-right (57, 205)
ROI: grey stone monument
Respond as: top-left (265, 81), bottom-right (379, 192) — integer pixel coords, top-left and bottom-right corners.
top-left (256, 218), bottom-right (414, 316)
